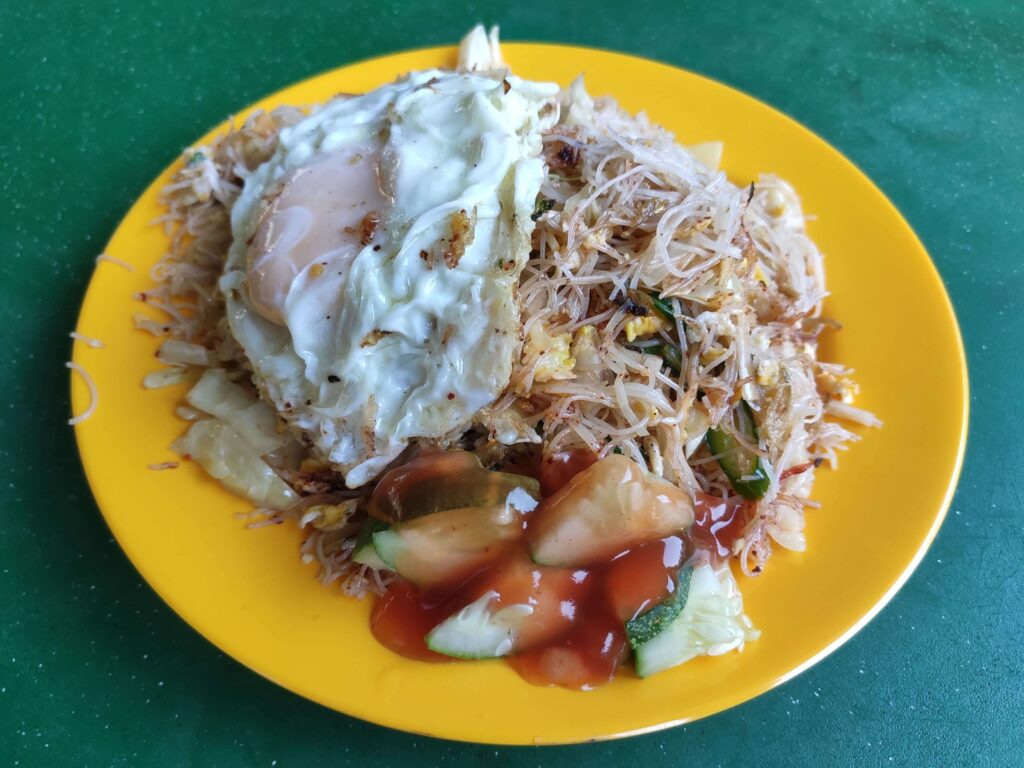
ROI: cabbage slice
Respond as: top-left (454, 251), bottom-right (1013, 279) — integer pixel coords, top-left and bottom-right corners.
top-left (172, 419), bottom-right (298, 510)
top-left (185, 369), bottom-right (289, 455)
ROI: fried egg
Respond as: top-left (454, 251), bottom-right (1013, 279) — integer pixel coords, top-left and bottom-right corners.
top-left (221, 66), bottom-right (559, 487)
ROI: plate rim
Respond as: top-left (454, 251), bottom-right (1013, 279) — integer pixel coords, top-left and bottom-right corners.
top-left (71, 42), bottom-right (970, 744)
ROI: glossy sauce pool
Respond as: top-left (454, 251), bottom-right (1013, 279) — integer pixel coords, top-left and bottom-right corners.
top-left (370, 451), bottom-right (750, 689)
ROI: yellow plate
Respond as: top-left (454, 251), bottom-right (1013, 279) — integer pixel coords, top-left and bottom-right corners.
top-left (71, 44), bottom-right (968, 744)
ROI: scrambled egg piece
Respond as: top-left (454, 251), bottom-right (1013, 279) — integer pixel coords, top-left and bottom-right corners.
top-left (583, 228), bottom-right (609, 251)
top-left (571, 325), bottom-right (602, 368)
top-left (299, 458), bottom-right (330, 473)
top-left (756, 359), bottom-right (780, 387)
top-left (306, 501), bottom-right (358, 530)
top-left (624, 314), bottom-right (666, 342)
top-left (525, 325), bottom-right (576, 384)
top-left (817, 370), bottom-right (860, 403)
top-left (686, 141), bottom-right (723, 171)
top-left (700, 345), bottom-right (727, 367)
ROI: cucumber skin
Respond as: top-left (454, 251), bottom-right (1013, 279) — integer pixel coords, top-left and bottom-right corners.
top-left (631, 563), bottom-right (757, 678)
top-left (371, 528), bottom-right (403, 571)
top-left (352, 518), bottom-right (388, 569)
top-left (425, 639), bottom-right (500, 660)
top-left (625, 566), bottom-right (693, 649)
top-left (706, 401), bottom-right (770, 500)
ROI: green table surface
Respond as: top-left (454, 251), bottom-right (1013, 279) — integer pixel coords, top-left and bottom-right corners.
top-left (2, 1), bottom-right (1021, 765)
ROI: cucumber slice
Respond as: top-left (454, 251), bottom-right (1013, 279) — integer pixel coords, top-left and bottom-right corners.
top-left (352, 517), bottom-right (388, 569)
top-left (706, 401), bottom-right (770, 500)
top-left (426, 553), bottom-right (585, 659)
top-left (372, 494), bottom-right (537, 588)
top-left (370, 528), bottom-right (404, 572)
top-left (625, 566), bottom-right (693, 648)
top-left (530, 455), bottom-right (694, 567)
top-left (369, 450), bottom-right (540, 523)
top-left (632, 562), bottom-right (759, 678)
top-left (425, 591), bottom-right (534, 659)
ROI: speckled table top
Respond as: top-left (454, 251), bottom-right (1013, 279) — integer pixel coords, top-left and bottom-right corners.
top-left (1, 1), bottom-right (1022, 765)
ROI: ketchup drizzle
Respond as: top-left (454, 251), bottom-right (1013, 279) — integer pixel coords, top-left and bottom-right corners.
top-left (369, 449), bottom-right (750, 689)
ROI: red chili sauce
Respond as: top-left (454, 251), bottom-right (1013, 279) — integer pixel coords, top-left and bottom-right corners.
top-left (370, 449), bottom-right (749, 688)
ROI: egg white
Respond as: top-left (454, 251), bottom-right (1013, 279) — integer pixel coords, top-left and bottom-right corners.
top-left (221, 69), bottom-right (558, 486)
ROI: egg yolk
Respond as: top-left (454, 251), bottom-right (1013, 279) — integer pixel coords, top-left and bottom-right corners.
top-left (246, 147), bottom-right (389, 324)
